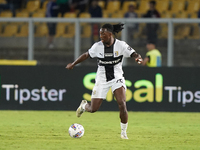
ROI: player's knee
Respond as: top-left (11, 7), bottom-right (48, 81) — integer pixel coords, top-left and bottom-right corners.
top-left (88, 107), bottom-right (98, 113)
top-left (118, 100), bottom-right (127, 110)
top-left (90, 109), bottom-right (97, 113)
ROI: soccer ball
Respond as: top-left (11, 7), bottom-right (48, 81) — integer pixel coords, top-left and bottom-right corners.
top-left (68, 123), bottom-right (84, 138)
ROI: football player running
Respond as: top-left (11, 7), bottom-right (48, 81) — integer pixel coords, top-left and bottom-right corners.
top-left (66, 23), bottom-right (143, 139)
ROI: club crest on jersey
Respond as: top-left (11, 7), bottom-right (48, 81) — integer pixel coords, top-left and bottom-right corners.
top-left (115, 51), bottom-right (118, 56)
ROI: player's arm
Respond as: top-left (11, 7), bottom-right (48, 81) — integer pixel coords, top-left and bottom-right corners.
top-left (131, 52), bottom-right (143, 64)
top-left (142, 57), bottom-right (149, 66)
top-left (66, 52), bottom-right (90, 70)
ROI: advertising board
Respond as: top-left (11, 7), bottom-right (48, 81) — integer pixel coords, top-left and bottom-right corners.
top-left (0, 66), bottom-right (199, 111)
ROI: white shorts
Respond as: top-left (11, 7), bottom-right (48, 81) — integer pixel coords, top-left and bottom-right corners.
top-left (91, 77), bottom-right (127, 99)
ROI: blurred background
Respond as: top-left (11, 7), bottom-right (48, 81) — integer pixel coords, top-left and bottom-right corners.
top-left (0, 0), bottom-right (200, 66)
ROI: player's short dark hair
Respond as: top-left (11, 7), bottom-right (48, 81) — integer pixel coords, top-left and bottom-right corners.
top-left (101, 23), bottom-right (124, 35)
top-left (147, 40), bottom-right (156, 45)
top-left (129, 4), bottom-right (135, 9)
top-left (149, 0), bottom-right (156, 6)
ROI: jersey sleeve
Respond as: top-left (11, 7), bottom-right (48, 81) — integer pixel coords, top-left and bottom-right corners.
top-left (88, 43), bottom-right (97, 58)
top-left (122, 41), bottom-right (136, 57)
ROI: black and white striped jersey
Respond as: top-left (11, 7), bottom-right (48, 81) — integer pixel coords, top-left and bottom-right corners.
top-left (88, 39), bottom-right (135, 82)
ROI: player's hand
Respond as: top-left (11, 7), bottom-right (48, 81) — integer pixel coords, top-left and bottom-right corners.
top-left (135, 57), bottom-right (143, 65)
top-left (66, 63), bottom-right (74, 70)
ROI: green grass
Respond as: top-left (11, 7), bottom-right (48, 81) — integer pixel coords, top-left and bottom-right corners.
top-left (0, 111), bottom-right (200, 150)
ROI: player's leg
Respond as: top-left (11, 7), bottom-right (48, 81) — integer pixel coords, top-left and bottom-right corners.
top-left (114, 86), bottom-right (128, 123)
top-left (113, 86), bottom-right (128, 139)
top-left (84, 81), bottom-right (107, 113)
top-left (85, 98), bottom-right (103, 113)
top-left (76, 81), bottom-right (108, 117)
top-left (76, 98), bottom-right (103, 117)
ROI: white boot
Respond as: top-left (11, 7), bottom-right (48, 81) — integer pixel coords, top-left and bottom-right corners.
top-left (76, 100), bottom-right (87, 117)
top-left (120, 122), bottom-right (128, 139)
top-left (121, 132), bottom-right (128, 139)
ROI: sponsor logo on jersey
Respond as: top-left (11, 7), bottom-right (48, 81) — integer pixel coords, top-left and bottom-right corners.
top-left (104, 53), bottom-right (113, 57)
top-left (98, 56), bottom-right (123, 66)
top-left (99, 58), bottom-right (121, 65)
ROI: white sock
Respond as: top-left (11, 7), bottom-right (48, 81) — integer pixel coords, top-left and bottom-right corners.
top-left (81, 102), bottom-right (87, 110)
top-left (121, 122), bottom-right (128, 134)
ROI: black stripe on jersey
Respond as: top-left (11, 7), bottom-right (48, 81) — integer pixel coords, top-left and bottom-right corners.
top-left (98, 39), bottom-right (122, 81)
top-left (99, 56), bottom-right (123, 81)
top-left (105, 66), bottom-right (114, 82)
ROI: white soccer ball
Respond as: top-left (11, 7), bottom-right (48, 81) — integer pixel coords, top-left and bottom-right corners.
top-left (68, 123), bottom-right (85, 138)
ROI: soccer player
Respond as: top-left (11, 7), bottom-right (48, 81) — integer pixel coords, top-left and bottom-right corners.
top-left (66, 23), bottom-right (143, 139)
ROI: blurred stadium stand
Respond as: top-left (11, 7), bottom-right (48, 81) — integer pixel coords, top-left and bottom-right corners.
top-left (0, 23), bottom-right (18, 37)
top-left (121, 1), bottom-right (137, 14)
top-left (0, 0), bottom-right (199, 66)
top-left (15, 24), bottom-right (28, 37)
top-left (22, 0), bottom-right (40, 14)
top-left (106, 1), bottom-right (121, 16)
top-left (35, 23), bottom-right (48, 37)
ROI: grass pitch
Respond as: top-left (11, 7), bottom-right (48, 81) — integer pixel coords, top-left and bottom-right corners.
top-left (0, 111), bottom-right (200, 150)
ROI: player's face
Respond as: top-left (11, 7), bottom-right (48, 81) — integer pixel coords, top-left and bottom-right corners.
top-left (149, 3), bottom-right (155, 10)
top-left (146, 43), bottom-right (154, 50)
top-left (99, 28), bottom-right (112, 44)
